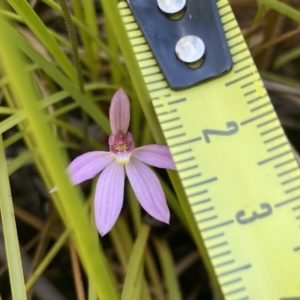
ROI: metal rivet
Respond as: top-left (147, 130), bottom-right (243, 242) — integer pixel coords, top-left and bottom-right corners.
top-left (157, 0), bottom-right (186, 14)
top-left (175, 35), bottom-right (205, 63)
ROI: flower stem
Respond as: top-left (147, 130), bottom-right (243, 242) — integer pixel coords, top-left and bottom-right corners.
top-left (57, 0), bottom-right (89, 144)
top-left (56, 0), bottom-right (84, 92)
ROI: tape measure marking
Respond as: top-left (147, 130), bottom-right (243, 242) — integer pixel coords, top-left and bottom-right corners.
top-left (119, 0), bottom-right (300, 298)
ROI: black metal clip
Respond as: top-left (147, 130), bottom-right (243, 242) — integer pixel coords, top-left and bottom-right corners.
top-left (127, 0), bottom-right (232, 90)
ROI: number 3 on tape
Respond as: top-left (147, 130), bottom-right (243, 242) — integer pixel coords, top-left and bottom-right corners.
top-left (118, 0), bottom-right (300, 298)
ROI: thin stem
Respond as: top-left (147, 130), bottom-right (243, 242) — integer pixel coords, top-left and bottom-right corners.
top-left (56, 0), bottom-right (89, 144)
top-left (25, 229), bottom-right (71, 291)
top-left (56, 0), bottom-right (84, 92)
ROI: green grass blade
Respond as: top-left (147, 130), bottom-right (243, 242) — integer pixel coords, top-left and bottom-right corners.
top-left (153, 238), bottom-right (182, 300)
top-left (3, 22), bottom-right (110, 134)
top-left (111, 217), bottom-right (152, 300)
top-left (0, 113), bottom-right (25, 134)
top-left (144, 249), bottom-right (165, 300)
top-left (42, 0), bottom-right (120, 59)
top-left (0, 135), bottom-right (27, 300)
top-left (103, 0), bottom-right (123, 86)
top-left (127, 185), bottom-right (142, 234)
top-left (273, 47), bottom-right (300, 69)
top-left (51, 119), bottom-right (104, 150)
top-left (25, 229), bottom-right (71, 291)
top-left (4, 130), bottom-right (27, 148)
top-left (70, 0), bottom-right (96, 76)
top-left (88, 281), bottom-right (98, 300)
top-left (7, 150), bottom-right (35, 175)
top-left (156, 172), bottom-right (188, 229)
top-left (121, 224), bottom-right (150, 300)
top-left (0, 8), bottom-right (78, 63)
top-left (110, 217), bottom-right (133, 270)
top-left (261, 71), bottom-right (300, 89)
top-left (258, 0), bottom-right (300, 23)
top-left (38, 83), bottom-right (116, 110)
top-left (7, 0), bottom-right (76, 82)
top-left (57, 0), bottom-right (85, 93)
top-left (81, 0), bottom-right (99, 79)
top-left (0, 107), bottom-right (19, 114)
top-left (0, 15), bottom-right (119, 300)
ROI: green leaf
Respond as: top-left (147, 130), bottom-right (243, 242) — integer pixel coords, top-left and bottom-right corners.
top-left (0, 135), bottom-right (27, 299)
top-left (3, 21), bottom-right (110, 134)
top-left (42, 0), bottom-right (124, 67)
top-left (0, 15), bottom-right (119, 300)
top-left (4, 130), bottom-right (27, 148)
top-left (273, 47), bottom-right (300, 69)
top-left (144, 249), bottom-right (165, 300)
top-left (7, 150), bottom-right (35, 175)
top-left (7, 0), bottom-right (76, 81)
top-left (0, 107), bottom-right (19, 115)
top-left (110, 217), bottom-right (133, 270)
top-left (81, 0), bottom-right (100, 78)
top-left (0, 113), bottom-right (25, 134)
top-left (110, 218), bottom-right (152, 300)
top-left (38, 83), bottom-right (116, 110)
top-left (121, 224), bottom-right (150, 300)
top-left (153, 238), bottom-right (182, 300)
top-left (257, 0), bottom-right (300, 23)
top-left (261, 71), bottom-right (300, 90)
top-left (25, 229), bottom-right (71, 291)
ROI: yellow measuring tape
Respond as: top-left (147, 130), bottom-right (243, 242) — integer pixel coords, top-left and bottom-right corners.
top-left (119, 0), bottom-right (300, 298)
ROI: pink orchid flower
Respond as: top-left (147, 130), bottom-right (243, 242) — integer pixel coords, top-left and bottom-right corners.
top-left (66, 88), bottom-right (176, 236)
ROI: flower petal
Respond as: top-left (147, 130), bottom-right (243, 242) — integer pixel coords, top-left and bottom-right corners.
top-left (132, 145), bottom-right (176, 170)
top-left (67, 151), bottom-right (114, 185)
top-left (125, 158), bottom-right (170, 224)
top-left (94, 161), bottom-right (125, 236)
top-left (109, 88), bottom-right (130, 134)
